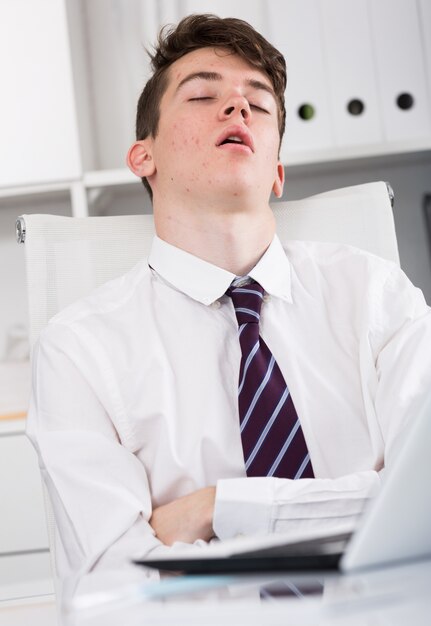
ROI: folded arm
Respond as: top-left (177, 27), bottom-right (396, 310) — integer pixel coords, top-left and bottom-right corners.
top-left (149, 470), bottom-right (380, 546)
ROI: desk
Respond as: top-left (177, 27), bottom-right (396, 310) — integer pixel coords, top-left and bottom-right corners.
top-left (56, 557), bottom-right (431, 626)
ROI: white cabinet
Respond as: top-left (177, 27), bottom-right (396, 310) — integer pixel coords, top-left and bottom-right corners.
top-left (0, 427), bottom-right (49, 554)
top-left (0, 0), bottom-right (82, 189)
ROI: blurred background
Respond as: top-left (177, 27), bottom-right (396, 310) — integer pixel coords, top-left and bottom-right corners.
top-left (0, 0), bottom-right (430, 610)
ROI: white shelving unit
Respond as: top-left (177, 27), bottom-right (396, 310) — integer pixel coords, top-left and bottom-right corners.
top-left (0, 0), bottom-right (431, 602)
top-left (1, 0), bottom-right (430, 217)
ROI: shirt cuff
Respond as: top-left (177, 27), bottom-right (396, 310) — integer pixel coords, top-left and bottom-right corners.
top-left (213, 477), bottom-right (275, 539)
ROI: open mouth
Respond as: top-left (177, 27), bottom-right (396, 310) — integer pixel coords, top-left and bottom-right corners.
top-left (220, 136), bottom-right (246, 146)
top-left (216, 127), bottom-right (254, 152)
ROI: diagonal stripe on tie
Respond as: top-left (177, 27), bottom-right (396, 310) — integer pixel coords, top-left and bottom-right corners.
top-left (245, 387), bottom-right (289, 470)
top-left (267, 418), bottom-right (300, 476)
top-left (235, 307), bottom-right (260, 320)
top-left (234, 288), bottom-right (264, 298)
top-left (240, 355), bottom-right (275, 431)
top-left (294, 453), bottom-right (312, 480)
top-left (227, 280), bottom-right (315, 480)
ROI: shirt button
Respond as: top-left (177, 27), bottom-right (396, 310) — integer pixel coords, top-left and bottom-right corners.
top-left (263, 294), bottom-right (271, 303)
top-left (212, 300), bottom-right (221, 309)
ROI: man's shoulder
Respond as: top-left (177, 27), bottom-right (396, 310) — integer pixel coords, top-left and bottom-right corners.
top-left (281, 239), bottom-right (397, 278)
top-left (279, 239), bottom-right (404, 306)
top-left (47, 258), bottom-right (151, 330)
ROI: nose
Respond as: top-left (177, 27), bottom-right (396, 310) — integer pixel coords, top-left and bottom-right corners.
top-left (219, 95), bottom-right (251, 123)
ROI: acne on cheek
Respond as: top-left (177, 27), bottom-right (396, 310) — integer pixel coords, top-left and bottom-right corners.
top-left (169, 138), bottom-right (188, 151)
top-left (176, 118), bottom-right (204, 146)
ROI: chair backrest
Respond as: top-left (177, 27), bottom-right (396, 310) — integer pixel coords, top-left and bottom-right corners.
top-left (19, 180), bottom-right (399, 349)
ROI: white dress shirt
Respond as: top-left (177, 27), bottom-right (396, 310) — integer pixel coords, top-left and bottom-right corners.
top-left (26, 234), bottom-right (431, 581)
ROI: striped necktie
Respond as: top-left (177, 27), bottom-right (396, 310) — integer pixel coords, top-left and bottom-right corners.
top-left (227, 280), bottom-right (314, 479)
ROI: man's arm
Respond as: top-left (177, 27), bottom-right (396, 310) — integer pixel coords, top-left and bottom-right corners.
top-left (26, 324), bottom-right (216, 579)
top-left (149, 472), bottom-right (380, 544)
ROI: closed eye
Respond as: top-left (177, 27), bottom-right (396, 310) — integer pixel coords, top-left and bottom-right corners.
top-left (188, 97), bottom-right (214, 102)
top-left (250, 104), bottom-right (269, 114)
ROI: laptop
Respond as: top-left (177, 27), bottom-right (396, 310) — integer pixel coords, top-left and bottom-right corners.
top-left (136, 391), bottom-right (431, 574)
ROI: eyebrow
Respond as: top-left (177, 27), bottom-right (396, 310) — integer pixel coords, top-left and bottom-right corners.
top-left (175, 71), bottom-right (276, 98)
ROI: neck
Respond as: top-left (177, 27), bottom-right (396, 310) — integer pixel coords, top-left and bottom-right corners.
top-left (153, 199), bottom-right (276, 276)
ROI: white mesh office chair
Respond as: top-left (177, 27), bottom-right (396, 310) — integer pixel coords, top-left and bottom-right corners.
top-left (16, 180), bottom-right (399, 579)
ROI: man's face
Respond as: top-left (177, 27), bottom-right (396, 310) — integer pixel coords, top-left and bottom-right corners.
top-left (146, 47), bottom-right (284, 206)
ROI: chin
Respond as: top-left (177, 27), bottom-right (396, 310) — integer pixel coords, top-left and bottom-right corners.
top-left (216, 174), bottom-right (258, 196)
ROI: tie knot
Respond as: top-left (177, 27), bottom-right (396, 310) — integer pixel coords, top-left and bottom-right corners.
top-left (227, 281), bottom-right (265, 326)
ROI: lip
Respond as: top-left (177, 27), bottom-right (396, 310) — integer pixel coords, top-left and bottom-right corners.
top-left (215, 125), bottom-right (254, 153)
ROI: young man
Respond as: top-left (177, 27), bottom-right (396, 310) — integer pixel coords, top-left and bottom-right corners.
top-left (27, 15), bottom-right (431, 581)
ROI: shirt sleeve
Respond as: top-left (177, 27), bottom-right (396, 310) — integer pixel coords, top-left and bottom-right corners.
top-left (369, 264), bottom-right (431, 465)
top-left (213, 472), bottom-right (380, 539)
top-left (214, 262), bottom-right (431, 542)
top-left (26, 323), bottom-right (211, 583)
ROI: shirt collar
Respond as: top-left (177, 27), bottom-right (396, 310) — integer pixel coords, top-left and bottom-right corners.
top-left (148, 234), bottom-right (292, 305)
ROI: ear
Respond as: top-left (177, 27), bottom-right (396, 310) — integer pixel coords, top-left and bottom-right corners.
top-left (126, 140), bottom-right (156, 178)
top-left (272, 162), bottom-right (285, 198)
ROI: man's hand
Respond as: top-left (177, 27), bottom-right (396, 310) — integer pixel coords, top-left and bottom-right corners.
top-left (149, 486), bottom-right (216, 546)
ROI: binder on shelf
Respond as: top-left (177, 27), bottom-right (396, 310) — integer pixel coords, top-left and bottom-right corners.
top-left (84, 1), bottom-right (150, 172)
top-left (369, 0), bottom-right (431, 142)
top-left (268, 0), bottom-right (333, 160)
top-left (319, 0), bottom-right (383, 147)
top-left (418, 0), bottom-right (431, 109)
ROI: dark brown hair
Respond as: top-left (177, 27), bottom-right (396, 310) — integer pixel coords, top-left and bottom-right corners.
top-left (135, 14), bottom-right (287, 198)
